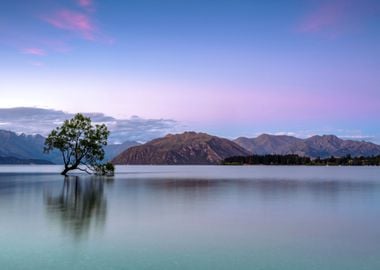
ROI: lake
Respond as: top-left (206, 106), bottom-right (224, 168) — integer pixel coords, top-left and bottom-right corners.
top-left (0, 165), bottom-right (380, 270)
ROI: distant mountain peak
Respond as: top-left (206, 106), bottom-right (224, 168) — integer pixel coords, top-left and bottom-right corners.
top-left (0, 129), bottom-right (61, 164)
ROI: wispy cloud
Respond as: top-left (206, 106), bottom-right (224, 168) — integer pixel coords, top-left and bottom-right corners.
top-left (297, 0), bottom-right (380, 36)
top-left (78, 0), bottom-right (93, 8)
top-left (273, 132), bottom-right (298, 137)
top-left (298, 1), bottom-right (347, 34)
top-left (0, 108), bottom-right (180, 144)
top-left (22, 47), bottom-right (46, 56)
top-left (43, 9), bottom-right (95, 40)
top-left (339, 135), bottom-right (376, 141)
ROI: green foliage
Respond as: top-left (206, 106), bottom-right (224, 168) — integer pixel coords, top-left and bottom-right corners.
top-left (44, 113), bottom-right (112, 175)
top-left (222, 154), bottom-right (380, 166)
top-left (94, 162), bottom-right (115, 176)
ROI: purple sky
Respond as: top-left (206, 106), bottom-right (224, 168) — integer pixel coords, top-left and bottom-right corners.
top-left (0, 0), bottom-right (379, 142)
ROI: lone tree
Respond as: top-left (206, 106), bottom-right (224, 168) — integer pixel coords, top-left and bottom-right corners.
top-left (44, 113), bottom-right (114, 176)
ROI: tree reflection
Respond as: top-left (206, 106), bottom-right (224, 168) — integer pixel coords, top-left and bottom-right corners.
top-left (45, 176), bottom-right (111, 239)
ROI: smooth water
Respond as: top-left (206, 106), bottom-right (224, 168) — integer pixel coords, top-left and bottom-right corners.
top-left (0, 165), bottom-right (380, 270)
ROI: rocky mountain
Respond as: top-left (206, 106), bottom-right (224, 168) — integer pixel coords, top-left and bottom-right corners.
top-left (112, 131), bottom-right (250, 165)
top-left (0, 130), bottom-right (61, 164)
top-left (235, 134), bottom-right (303, 154)
top-left (234, 134), bottom-right (380, 158)
top-left (303, 135), bottom-right (380, 158)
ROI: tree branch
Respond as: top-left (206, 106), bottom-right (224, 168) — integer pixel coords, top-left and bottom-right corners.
top-left (61, 150), bottom-right (67, 166)
top-left (76, 167), bottom-right (92, 175)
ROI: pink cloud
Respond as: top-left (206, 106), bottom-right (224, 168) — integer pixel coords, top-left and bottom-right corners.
top-left (22, 47), bottom-right (46, 56)
top-left (78, 0), bottom-right (92, 8)
top-left (43, 10), bottom-right (95, 40)
top-left (298, 1), bottom-right (348, 33)
top-left (297, 0), bottom-right (380, 35)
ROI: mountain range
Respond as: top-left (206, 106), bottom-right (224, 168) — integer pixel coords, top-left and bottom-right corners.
top-left (112, 132), bottom-right (380, 165)
top-left (1, 129), bottom-right (380, 165)
top-left (234, 134), bottom-right (380, 158)
top-left (0, 130), bottom-right (60, 164)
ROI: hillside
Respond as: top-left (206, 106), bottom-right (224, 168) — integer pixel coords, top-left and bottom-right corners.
top-left (112, 131), bottom-right (250, 165)
top-left (234, 134), bottom-right (380, 158)
top-left (0, 130), bottom-right (62, 164)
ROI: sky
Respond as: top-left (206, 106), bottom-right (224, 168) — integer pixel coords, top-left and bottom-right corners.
top-left (0, 0), bottom-right (379, 142)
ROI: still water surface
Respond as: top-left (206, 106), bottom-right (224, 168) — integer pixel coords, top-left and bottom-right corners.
top-left (0, 165), bottom-right (379, 270)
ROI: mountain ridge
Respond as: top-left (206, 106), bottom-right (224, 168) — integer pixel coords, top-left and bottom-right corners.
top-left (234, 134), bottom-right (380, 158)
top-left (114, 132), bottom-right (380, 165)
top-left (2, 128), bottom-right (380, 165)
top-left (0, 129), bottom-right (62, 164)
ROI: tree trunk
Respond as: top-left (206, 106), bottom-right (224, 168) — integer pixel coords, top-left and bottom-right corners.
top-left (61, 165), bottom-right (77, 176)
top-left (61, 167), bottom-right (70, 176)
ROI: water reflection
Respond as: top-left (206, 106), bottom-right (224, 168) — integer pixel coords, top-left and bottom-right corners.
top-left (1, 166), bottom-right (380, 270)
top-left (126, 178), bottom-right (378, 194)
top-left (45, 176), bottom-right (112, 239)
top-left (39, 174), bottom-right (379, 240)
top-left (117, 178), bottom-right (380, 205)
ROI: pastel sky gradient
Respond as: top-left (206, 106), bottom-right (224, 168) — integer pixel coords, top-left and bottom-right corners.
top-left (0, 0), bottom-right (379, 141)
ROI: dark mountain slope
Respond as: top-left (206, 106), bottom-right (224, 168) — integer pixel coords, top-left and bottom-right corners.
top-left (0, 130), bottom-right (61, 163)
top-left (112, 132), bottom-right (250, 165)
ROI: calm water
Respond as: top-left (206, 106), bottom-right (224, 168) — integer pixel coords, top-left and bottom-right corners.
top-left (0, 165), bottom-right (380, 270)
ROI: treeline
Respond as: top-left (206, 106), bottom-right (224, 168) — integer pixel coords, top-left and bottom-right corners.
top-left (222, 154), bottom-right (380, 166)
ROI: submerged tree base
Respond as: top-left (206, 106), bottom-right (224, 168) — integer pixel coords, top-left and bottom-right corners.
top-left (60, 162), bottom-right (115, 176)
top-left (94, 163), bottom-right (115, 176)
